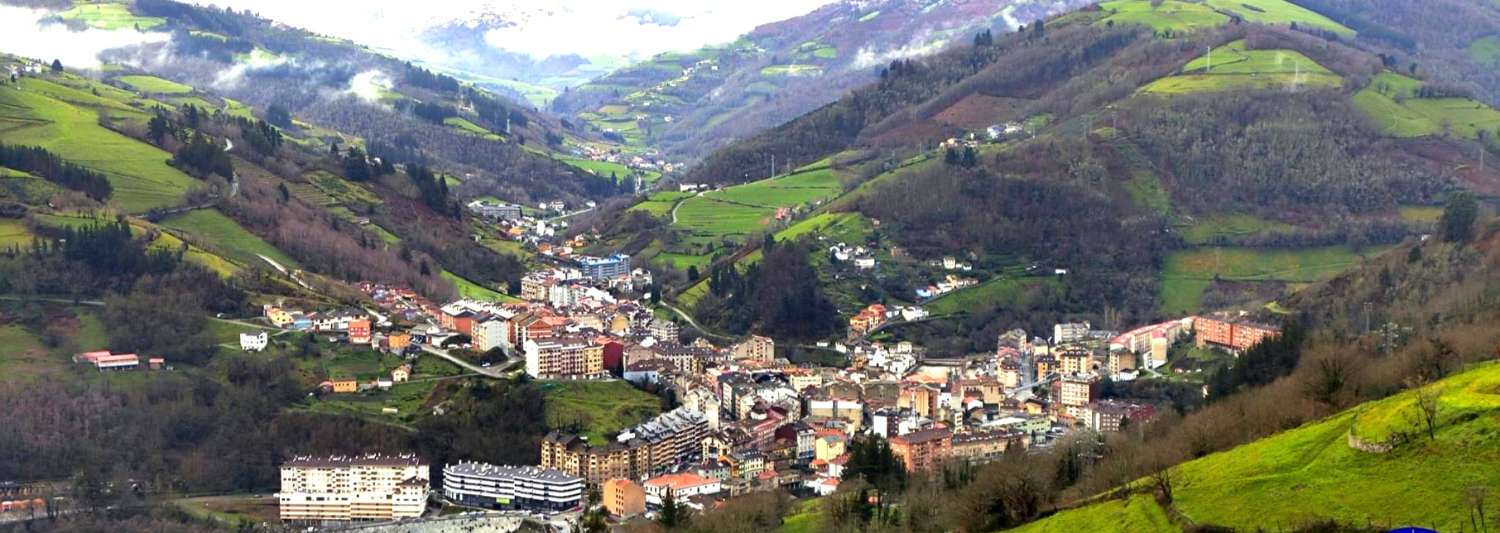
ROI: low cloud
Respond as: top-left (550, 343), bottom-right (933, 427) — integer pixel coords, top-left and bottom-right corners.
top-left (344, 70), bottom-right (392, 103)
top-left (0, 5), bottom-right (169, 69)
top-left (849, 32), bottom-right (949, 70)
top-left (213, 50), bottom-right (295, 90)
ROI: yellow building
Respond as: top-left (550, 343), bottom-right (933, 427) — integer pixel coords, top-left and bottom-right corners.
top-left (602, 478), bottom-right (645, 518)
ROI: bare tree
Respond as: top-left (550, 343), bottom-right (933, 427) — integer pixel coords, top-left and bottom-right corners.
top-left (1468, 485), bottom-right (1490, 533)
top-left (1410, 385), bottom-right (1442, 441)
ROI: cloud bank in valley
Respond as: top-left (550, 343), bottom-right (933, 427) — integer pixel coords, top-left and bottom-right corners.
top-left (0, 5), bottom-right (169, 69)
top-left (188, 0), bottom-right (835, 62)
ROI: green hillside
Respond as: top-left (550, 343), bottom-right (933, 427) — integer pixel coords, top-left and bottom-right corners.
top-left (1097, 0), bottom-right (1352, 36)
top-left (158, 209), bottom-right (300, 269)
top-left (0, 78), bottom-right (200, 212)
top-left (1353, 71), bottom-right (1500, 139)
top-left (1016, 361), bottom-right (1500, 531)
top-left (1143, 40), bottom-right (1341, 94)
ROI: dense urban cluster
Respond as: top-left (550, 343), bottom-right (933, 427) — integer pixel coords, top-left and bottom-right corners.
top-left (246, 245), bottom-right (1282, 526)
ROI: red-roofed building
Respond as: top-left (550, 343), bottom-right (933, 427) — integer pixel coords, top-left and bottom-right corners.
top-left (643, 473), bottom-right (721, 506)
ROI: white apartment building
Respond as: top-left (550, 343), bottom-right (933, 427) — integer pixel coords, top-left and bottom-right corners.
top-left (239, 331), bottom-right (269, 352)
top-left (441, 462), bottom-right (583, 513)
top-left (277, 454), bottom-right (429, 523)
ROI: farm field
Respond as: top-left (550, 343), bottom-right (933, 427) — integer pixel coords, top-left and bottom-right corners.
top-left (159, 209), bottom-right (299, 269)
top-left (541, 380), bottom-right (661, 445)
top-left (117, 75), bottom-right (193, 94)
top-left (0, 219), bottom-right (32, 249)
top-left (1397, 205), bottom-right (1443, 224)
top-left (443, 117), bottom-right (501, 141)
top-left (1096, 0), bottom-right (1227, 32)
top-left (925, 276), bottom-right (1058, 316)
top-left (1143, 40), bottom-right (1340, 94)
top-left (0, 78), bottom-right (199, 212)
top-left (629, 191), bottom-right (693, 218)
top-left (1201, 0), bottom-right (1353, 36)
top-left (1179, 213), bottom-right (1297, 245)
top-left (1160, 245), bottom-right (1388, 314)
top-left (779, 498), bottom-right (826, 533)
top-left (559, 156), bottom-right (633, 180)
top-left (1354, 71), bottom-right (1500, 139)
top-left (672, 197), bottom-right (775, 245)
top-left (59, 1), bottom-right (166, 30)
top-left (149, 230), bottom-right (240, 278)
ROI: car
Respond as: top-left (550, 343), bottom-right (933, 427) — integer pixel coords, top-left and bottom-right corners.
top-left (482, 362), bottom-right (492, 368)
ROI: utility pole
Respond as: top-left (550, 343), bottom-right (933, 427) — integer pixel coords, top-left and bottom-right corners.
top-left (770, 154), bottom-right (776, 178)
top-left (1206, 45), bottom-right (1211, 73)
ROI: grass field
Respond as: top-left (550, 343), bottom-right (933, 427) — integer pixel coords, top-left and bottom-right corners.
top-left (1024, 362), bottom-right (1500, 531)
top-left (761, 64), bottom-right (824, 77)
top-left (1097, 0), bottom-right (1227, 32)
top-left (1143, 40), bottom-right (1341, 94)
top-left (1011, 494), bottom-right (1175, 533)
top-left (1354, 71), bottom-right (1500, 139)
top-left (541, 380), bottom-right (661, 444)
top-left (59, 2), bottom-right (166, 30)
top-left (1398, 205), bottom-right (1443, 224)
top-left (926, 276), bottom-right (1058, 316)
top-left (443, 116), bottom-right (502, 141)
top-left (1124, 171), bottom-right (1172, 216)
top-left (780, 499), bottom-right (826, 533)
top-left (117, 75), bottom-right (193, 95)
top-left (673, 197), bottom-right (775, 245)
top-left (0, 219), bottom-right (33, 249)
top-left (1179, 213), bottom-right (1296, 245)
top-left (559, 156), bottom-right (634, 180)
top-left (1202, 0), bottom-right (1353, 37)
top-left (159, 209), bottom-right (299, 269)
top-left (1160, 245), bottom-right (1385, 314)
top-left (1471, 36), bottom-right (1500, 67)
top-left (629, 191), bottom-right (693, 218)
top-left (0, 78), bottom-right (199, 212)
top-left (442, 270), bottom-right (520, 303)
top-left (149, 230), bottom-right (240, 278)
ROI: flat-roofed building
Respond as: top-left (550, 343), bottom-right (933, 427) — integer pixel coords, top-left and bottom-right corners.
top-left (276, 453), bottom-right (428, 523)
top-left (441, 462), bottom-right (583, 513)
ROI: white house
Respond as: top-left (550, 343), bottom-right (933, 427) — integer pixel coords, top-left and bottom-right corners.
top-left (240, 331), bottom-right (269, 352)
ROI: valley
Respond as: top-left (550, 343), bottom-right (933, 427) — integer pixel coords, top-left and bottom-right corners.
top-left (0, 0), bottom-right (1499, 531)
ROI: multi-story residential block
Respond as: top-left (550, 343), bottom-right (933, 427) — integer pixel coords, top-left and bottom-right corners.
top-left (1195, 316), bottom-right (1280, 352)
top-left (1085, 400), bottom-right (1157, 432)
top-left (276, 454), bottom-right (429, 523)
top-left (602, 478), bottom-right (645, 518)
top-left (578, 253), bottom-right (631, 280)
top-left (950, 431), bottom-right (1028, 463)
top-left (348, 319), bottom-right (372, 345)
top-left (471, 317), bottom-right (510, 353)
top-left (524, 336), bottom-right (605, 379)
top-left (890, 427), bottom-right (952, 472)
top-left (731, 335), bottom-right (775, 363)
top-left (441, 462), bottom-right (583, 513)
top-left (1052, 373), bottom-right (1100, 421)
top-left (1053, 322), bottom-right (1092, 344)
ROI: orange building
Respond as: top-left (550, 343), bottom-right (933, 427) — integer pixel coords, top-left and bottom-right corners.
top-left (890, 427), bottom-right (952, 473)
top-left (331, 379), bottom-right (358, 393)
top-left (601, 478), bottom-right (645, 518)
top-left (349, 319), bottom-right (372, 345)
top-left (1194, 317), bottom-right (1279, 352)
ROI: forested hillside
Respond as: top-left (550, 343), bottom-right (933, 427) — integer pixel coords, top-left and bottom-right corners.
top-left (552, 0), bottom-right (1094, 161)
top-left (582, 0), bottom-right (1500, 353)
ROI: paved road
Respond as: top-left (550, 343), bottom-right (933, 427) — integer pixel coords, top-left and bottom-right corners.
top-left (417, 342), bottom-right (522, 379)
top-left (0, 295), bottom-right (279, 332)
top-left (258, 254), bottom-right (313, 291)
top-left (658, 301), bottom-right (733, 341)
top-left (669, 191), bottom-right (706, 224)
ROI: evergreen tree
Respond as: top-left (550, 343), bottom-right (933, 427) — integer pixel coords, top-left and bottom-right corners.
top-left (1439, 191), bottom-right (1478, 243)
top-left (658, 490), bottom-right (688, 529)
top-left (50, 59), bottom-right (62, 73)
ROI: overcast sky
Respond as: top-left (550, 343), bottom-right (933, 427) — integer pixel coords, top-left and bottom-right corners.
top-left (192, 0), bottom-right (837, 60)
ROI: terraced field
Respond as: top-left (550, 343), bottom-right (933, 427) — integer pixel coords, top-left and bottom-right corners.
top-left (761, 65), bottom-right (824, 77)
top-left (1143, 40), bottom-right (1341, 94)
top-left (1178, 213), bottom-right (1296, 245)
top-left (0, 78), bottom-right (199, 212)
